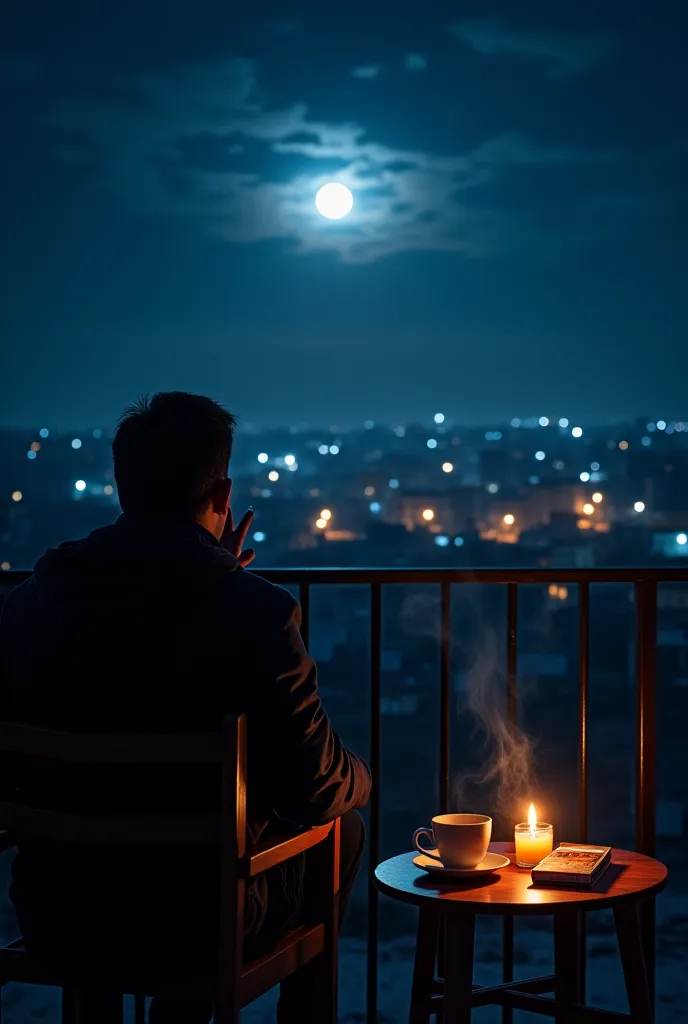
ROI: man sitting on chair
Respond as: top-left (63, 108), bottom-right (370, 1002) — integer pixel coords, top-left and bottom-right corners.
top-left (0, 392), bottom-right (371, 1024)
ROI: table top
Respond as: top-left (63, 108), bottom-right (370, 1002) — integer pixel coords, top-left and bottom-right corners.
top-left (374, 842), bottom-right (668, 916)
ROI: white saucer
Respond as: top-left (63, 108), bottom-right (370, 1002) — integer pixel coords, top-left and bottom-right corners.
top-left (413, 850), bottom-right (511, 879)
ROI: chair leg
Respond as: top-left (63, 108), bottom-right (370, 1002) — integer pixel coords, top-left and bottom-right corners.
top-left (443, 914), bottom-right (474, 1024)
top-left (134, 994), bottom-right (147, 1024)
top-left (409, 906), bottom-right (441, 1024)
top-left (61, 988), bottom-right (75, 1022)
top-left (553, 912), bottom-right (583, 1023)
top-left (613, 903), bottom-right (654, 1024)
top-left (63, 991), bottom-right (123, 1024)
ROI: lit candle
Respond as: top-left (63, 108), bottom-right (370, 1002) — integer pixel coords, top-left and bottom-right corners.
top-left (514, 803), bottom-right (554, 868)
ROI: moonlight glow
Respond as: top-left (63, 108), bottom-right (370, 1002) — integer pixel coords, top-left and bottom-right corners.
top-left (315, 182), bottom-right (354, 220)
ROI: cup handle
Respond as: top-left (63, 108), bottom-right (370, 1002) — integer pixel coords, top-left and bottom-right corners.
top-left (413, 827), bottom-right (436, 856)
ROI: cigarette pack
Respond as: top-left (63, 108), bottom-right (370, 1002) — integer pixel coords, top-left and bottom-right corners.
top-left (531, 843), bottom-right (612, 887)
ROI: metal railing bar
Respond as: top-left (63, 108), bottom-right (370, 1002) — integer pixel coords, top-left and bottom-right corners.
top-left (367, 583), bottom-right (382, 1024)
top-left (502, 582), bottom-right (519, 1024)
top-left (577, 580), bottom-right (590, 1003)
top-left (299, 581), bottom-right (310, 651)
top-left (439, 582), bottom-right (452, 814)
top-left (578, 582), bottom-right (590, 844)
top-left (635, 580), bottom-right (657, 1007)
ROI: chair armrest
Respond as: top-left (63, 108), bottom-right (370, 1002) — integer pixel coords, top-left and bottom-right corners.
top-left (241, 822), bottom-right (334, 878)
top-left (0, 830), bottom-right (16, 853)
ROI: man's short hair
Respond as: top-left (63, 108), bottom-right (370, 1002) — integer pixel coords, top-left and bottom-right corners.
top-left (113, 392), bottom-right (237, 515)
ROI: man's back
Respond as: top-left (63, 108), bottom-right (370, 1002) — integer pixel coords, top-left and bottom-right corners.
top-left (0, 515), bottom-right (370, 964)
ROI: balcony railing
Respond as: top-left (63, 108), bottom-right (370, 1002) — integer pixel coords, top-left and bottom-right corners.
top-left (3, 565), bottom-right (687, 1022)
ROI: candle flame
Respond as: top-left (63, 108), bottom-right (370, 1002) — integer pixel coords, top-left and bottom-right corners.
top-left (528, 802), bottom-right (537, 832)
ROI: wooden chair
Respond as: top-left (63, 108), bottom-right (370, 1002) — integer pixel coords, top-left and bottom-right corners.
top-left (0, 715), bottom-right (340, 1023)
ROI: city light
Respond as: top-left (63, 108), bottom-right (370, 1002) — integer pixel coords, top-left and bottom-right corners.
top-left (257, 453), bottom-right (269, 464)
top-left (619, 440), bottom-right (629, 450)
top-left (364, 486), bottom-right (375, 496)
top-left (253, 532), bottom-right (266, 543)
top-left (442, 462), bottom-right (453, 473)
top-left (11, 491), bottom-right (22, 502)
top-left (320, 509), bottom-right (332, 520)
top-left (370, 502), bottom-right (381, 513)
top-left (27, 451), bottom-right (36, 460)
top-left (364, 420), bottom-right (374, 430)
top-left (539, 416), bottom-right (549, 427)
top-left (427, 439), bottom-right (438, 449)
top-left (268, 470), bottom-right (280, 482)
top-left (592, 492), bottom-right (604, 503)
top-left (572, 427), bottom-right (583, 438)
top-left (511, 418), bottom-right (522, 428)
top-left (559, 418), bottom-right (569, 428)
top-left (284, 454), bottom-right (296, 466)
top-left (30, 441), bottom-right (40, 452)
top-left (287, 462), bottom-right (298, 472)
top-left (503, 514), bottom-right (515, 526)
top-left (389, 479), bottom-right (399, 489)
top-left (329, 445), bottom-right (340, 454)
top-left (434, 413), bottom-right (445, 424)
top-left (487, 482), bottom-right (500, 494)
top-left (435, 535), bottom-right (450, 547)
top-left (641, 436), bottom-right (651, 446)
top-left (677, 533), bottom-right (688, 546)
top-left (454, 536), bottom-right (464, 547)
top-left (0, 562), bottom-right (10, 571)
top-left (71, 439), bottom-right (82, 449)
top-left (583, 503), bottom-right (595, 515)
top-left (74, 480), bottom-right (86, 492)
top-left (318, 445), bottom-right (329, 455)
top-left (591, 462), bottom-right (600, 471)
top-left (535, 451), bottom-right (546, 461)
top-left (104, 485), bottom-right (114, 495)
top-left (647, 422), bottom-right (656, 432)
top-left (634, 501), bottom-right (645, 513)
top-left (315, 518), bottom-right (328, 530)
top-left (422, 509), bottom-right (435, 522)
top-left (39, 428), bottom-right (49, 438)
top-left (657, 421), bottom-right (667, 431)
top-left (93, 428), bottom-right (103, 439)
top-left (580, 472), bottom-right (590, 482)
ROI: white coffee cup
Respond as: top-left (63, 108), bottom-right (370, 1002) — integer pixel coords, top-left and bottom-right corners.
top-left (413, 813), bottom-right (492, 869)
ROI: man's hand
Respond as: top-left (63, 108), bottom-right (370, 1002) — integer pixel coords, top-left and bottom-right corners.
top-left (221, 490), bottom-right (255, 567)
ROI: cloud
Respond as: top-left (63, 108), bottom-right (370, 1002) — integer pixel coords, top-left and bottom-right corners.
top-left (451, 19), bottom-right (617, 78)
top-left (43, 57), bottom-right (620, 263)
top-left (351, 65), bottom-right (381, 80)
top-left (405, 54), bottom-right (428, 72)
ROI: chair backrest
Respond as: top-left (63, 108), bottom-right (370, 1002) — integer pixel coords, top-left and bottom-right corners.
top-left (0, 716), bottom-right (246, 852)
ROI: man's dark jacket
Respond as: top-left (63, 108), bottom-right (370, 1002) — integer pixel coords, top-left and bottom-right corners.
top-left (0, 517), bottom-right (370, 969)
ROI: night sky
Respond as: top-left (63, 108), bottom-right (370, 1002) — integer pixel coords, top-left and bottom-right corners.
top-left (2, 2), bottom-right (686, 429)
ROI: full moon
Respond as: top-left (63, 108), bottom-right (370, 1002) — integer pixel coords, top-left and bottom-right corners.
top-left (315, 182), bottom-right (354, 220)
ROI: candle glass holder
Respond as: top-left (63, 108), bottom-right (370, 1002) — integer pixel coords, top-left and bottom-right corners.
top-left (514, 821), bottom-right (554, 868)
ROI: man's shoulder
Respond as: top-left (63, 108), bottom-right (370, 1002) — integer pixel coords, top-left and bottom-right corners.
top-left (219, 568), bottom-right (298, 621)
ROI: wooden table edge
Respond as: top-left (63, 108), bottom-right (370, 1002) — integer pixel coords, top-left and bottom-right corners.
top-left (373, 850), bottom-right (668, 916)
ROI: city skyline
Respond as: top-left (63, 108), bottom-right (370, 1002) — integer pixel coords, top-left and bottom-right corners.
top-left (2, 1), bottom-right (687, 428)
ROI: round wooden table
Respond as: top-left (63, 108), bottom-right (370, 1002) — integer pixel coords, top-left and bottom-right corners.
top-left (374, 842), bottom-right (667, 1023)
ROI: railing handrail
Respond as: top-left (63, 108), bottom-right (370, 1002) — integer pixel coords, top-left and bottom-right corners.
top-left (2, 566), bottom-right (687, 587)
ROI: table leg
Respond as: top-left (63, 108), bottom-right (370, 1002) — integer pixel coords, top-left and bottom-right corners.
top-left (443, 914), bottom-right (474, 1024)
top-left (613, 904), bottom-right (654, 1024)
top-left (409, 906), bottom-right (441, 1024)
top-left (63, 991), bottom-right (123, 1023)
top-left (553, 912), bottom-right (583, 1023)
